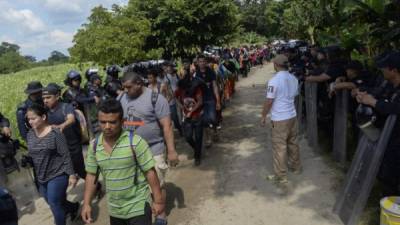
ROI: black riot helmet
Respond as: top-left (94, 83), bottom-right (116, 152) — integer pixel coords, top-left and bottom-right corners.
top-left (104, 80), bottom-right (122, 98)
top-left (106, 65), bottom-right (120, 79)
top-left (85, 68), bottom-right (99, 81)
top-left (64, 70), bottom-right (82, 86)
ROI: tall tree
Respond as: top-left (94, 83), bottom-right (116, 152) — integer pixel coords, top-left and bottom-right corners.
top-left (129, 0), bottom-right (241, 59)
top-left (0, 42), bottom-right (31, 74)
top-left (0, 51), bottom-right (30, 74)
top-left (0, 42), bottom-right (20, 56)
top-left (24, 55), bottom-right (37, 63)
top-left (69, 5), bottom-right (154, 65)
top-left (281, 0), bottom-right (325, 44)
top-left (48, 51), bottom-right (69, 64)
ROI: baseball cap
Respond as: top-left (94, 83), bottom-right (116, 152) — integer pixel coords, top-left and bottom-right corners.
top-left (376, 51), bottom-right (400, 69)
top-left (42, 83), bottom-right (62, 95)
top-left (272, 54), bottom-right (289, 66)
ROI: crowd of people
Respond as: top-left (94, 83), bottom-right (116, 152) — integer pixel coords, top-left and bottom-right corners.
top-left (272, 44), bottom-right (400, 197)
top-left (0, 38), bottom-right (400, 225)
top-left (3, 40), bottom-right (399, 224)
top-left (0, 45), bottom-right (269, 225)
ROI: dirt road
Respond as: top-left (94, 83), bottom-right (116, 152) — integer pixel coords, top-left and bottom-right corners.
top-left (12, 63), bottom-right (343, 225)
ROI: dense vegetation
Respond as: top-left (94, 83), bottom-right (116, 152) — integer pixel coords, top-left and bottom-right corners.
top-left (238, 0), bottom-right (400, 58)
top-left (2, 0), bottom-right (398, 73)
top-left (69, 0), bottom-right (241, 65)
top-left (69, 0), bottom-right (400, 65)
top-left (1, 0), bottom-right (399, 131)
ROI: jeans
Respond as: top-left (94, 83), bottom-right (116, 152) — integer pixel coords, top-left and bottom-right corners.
top-left (110, 203), bottom-right (152, 225)
top-left (202, 101), bottom-right (217, 127)
top-left (170, 104), bottom-right (182, 134)
top-left (38, 175), bottom-right (69, 225)
top-left (183, 118), bottom-right (204, 160)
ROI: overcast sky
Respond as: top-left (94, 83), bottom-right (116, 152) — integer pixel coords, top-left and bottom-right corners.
top-left (0, 0), bottom-right (128, 60)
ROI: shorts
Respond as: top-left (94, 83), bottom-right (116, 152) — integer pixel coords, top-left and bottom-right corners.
top-left (153, 153), bottom-right (168, 187)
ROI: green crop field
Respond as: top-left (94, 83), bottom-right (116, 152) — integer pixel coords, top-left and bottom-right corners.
top-left (0, 63), bottom-right (101, 141)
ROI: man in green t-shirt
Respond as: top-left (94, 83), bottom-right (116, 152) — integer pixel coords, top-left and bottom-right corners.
top-left (81, 99), bottom-right (164, 225)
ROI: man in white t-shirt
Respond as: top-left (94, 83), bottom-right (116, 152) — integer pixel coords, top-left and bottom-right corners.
top-left (261, 54), bottom-right (301, 191)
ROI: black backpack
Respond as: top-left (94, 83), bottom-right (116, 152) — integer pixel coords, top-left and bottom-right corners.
top-left (0, 187), bottom-right (18, 223)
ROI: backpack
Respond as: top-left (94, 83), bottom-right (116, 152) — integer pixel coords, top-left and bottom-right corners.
top-left (62, 103), bottom-right (90, 144)
top-left (60, 103), bottom-right (89, 144)
top-left (93, 130), bottom-right (144, 185)
top-left (74, 109), bottom-right (90, 144)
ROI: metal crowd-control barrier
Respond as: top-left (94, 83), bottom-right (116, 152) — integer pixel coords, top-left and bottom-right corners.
top-left (304, 82), bottom-right (318, 149)
top-left (333, 115), bottom-right (397, 225)
top-left (332, 90), bottom-right (349, 164)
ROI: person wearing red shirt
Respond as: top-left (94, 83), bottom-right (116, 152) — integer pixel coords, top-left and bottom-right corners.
top-left (175, 74), bottom-right (205, 166)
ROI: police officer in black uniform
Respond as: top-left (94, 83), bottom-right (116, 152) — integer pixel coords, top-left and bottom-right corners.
top-left (86, 74), bottom-right (107, 100)
top-left (84, 68), bottom-right (99, 91)
top-left (104, 65), bottom-right (123, 99)
top-left (0, 113), bottom-right (11, 138)
top-left (0, 113), bottom-right (18, 222)
top-left (356, 51), bottom-right (400, 195)
top-left (62, 70), bottom-right (99, 111)
top-left (0, 113), bottom-right (13, 187)
top-left (16, 81), bottom-right (43, 141)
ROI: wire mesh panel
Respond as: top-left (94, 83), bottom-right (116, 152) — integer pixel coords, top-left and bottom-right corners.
top-left (333, 115), bottom-right (397, 225)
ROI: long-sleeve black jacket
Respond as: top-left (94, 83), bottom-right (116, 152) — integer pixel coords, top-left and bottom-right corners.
top-left (375, 88), bottom-right (400, 150)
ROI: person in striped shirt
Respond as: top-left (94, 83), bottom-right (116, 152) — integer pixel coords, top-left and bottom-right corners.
top-left (26, 104), bottom-right (78, 225)
top-left (81, 99), bottom-right (164, 225)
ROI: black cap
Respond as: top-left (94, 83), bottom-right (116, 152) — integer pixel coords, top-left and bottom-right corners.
top-left (376, 51), bottom-right (400, 69)
top-left (24, 81), bottom-right (43, 94)
top-left (346, 60), bottom-right (363, 71)
top-left (42, 83), bottom-right (62, 96)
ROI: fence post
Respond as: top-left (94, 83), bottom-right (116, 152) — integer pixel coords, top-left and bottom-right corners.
top-left (305, 82), bottom-right (318, 149)
top-left (296, 81), bottom-right (304, 135)
top-left (332, 90), bottom-right (349, 164)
